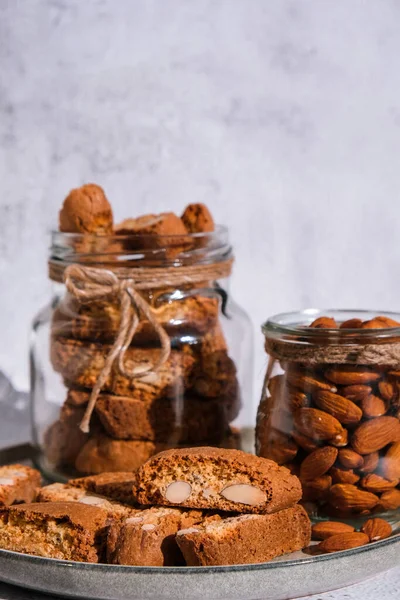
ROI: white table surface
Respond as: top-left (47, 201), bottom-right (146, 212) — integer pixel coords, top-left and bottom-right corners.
top-left (0, 390), bottom-right (398, 600)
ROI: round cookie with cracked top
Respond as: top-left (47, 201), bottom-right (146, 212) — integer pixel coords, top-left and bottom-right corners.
top-left (134, 447), bottom-right (302, 515)
top-left (59, 183), bottom-right (113, 234)
top-left (181, 203), bottom-right (215, 233)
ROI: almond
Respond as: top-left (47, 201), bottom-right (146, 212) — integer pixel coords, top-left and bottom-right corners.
top-left (318, 532), bottom-right (369, 553)
top-left (359, 452), bottom-right (379, 474)
top-left (330, 467), bottom-right (360, 485)
top-left (360, 395), bottom-right (387, 419)
top-left (314, 391), bottom-right (362, 425)
top-left (360, 474), bottom-right (399, 493)
top-left (361, 316), bottom-right (400, 329)
top-left (378, 380), bottom-right (396, 402)
top-left (341, 384), bottom-right (372, 403)
top-left (286, 371), bottom-right (337, 393)
top-left (338, 448), bottom-right (364, 470)
top-left (351, 417), bottom-right (400, 454)
top-left (339, 319), bottom-right (363, 329)
top-left (329, 484), bottom-right (379, 512)
top-left (165, 481), bottom-right (192, 504)
top-left (379, 489), bottom-right (400, 510)
top-left (310, 317), bottom-right (338, 329)
top-left (361, 518), bottom-right (392, 542)
top-left (380, 442), bottom-right (400, 480)
top-left (300, 447), bottom-right (338, 481)
top-left (288, 389), bottom-right (310, 410)
top-left (330, 428), bottom-right (349, 447)
top-left (293, 408), bottom-right (343, 441)
top-left (325, 366), bottom-right (382, 386)
top-left (311, 521), bottom-right (355, 541)
top-left (259, 429), bottom-right (298, 465)
top-left (303, 475), bottom-right (332, 500)
top-left (292, 430), bottom-right (320, 452)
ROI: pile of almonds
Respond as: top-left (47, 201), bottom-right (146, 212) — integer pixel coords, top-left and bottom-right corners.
top-left (310, 517), bottom-right (393, 553)
top-left (257, 315), bottom-right (400, 518)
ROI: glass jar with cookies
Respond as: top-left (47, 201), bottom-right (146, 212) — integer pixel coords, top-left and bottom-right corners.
top-left (30, 184), bottom-right (253, 481)
top-left (257, 309), bottom-right (400, 526)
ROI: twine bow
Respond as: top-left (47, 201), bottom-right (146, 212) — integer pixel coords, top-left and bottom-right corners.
top-left (64, 265), bottom-right (171, 433)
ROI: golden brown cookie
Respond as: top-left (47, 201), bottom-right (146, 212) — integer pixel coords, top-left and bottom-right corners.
top-left (176, 505), bottom-right (311, 566)
top-left (135, 447), bottom-right (302, 515)
top-left (181, 203), bottom-right (215, 233)
top-left (0, 465), bottom-right (41, 507)
top-left (59, 184), bottom-right (113, 234)
top-left (74, 435), bottom-right (165, 474)
top-left (43, 402), bottom-right (99, 468)
top-left (51, 290), bottom-right (220, 345)
top-left (69, 472), bottom-right (138, 505)
top-left (0, 502), bottom-right (109, 562)
top-left (37, 483), bottom-right (137, 520)
top-left (107, 507), bottom-right (203, 566)
top-left (65, 388), bottom-right (240, 443)
top-left (50, 337), bottom-right (195, 399)
top-left (185, 326), bottom-right (239, 398)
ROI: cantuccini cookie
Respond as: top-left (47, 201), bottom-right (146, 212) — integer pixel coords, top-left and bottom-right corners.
top-left (52, 292), bottom-right (219, 345)
top-left (0, 502), bottom-right (110, 562)
top-left (43, 402), bottom-right (101, 468)
top-left (37, 483), bottom-right (136, 519)
top-left (107, 507), bottom-right (203, 566)
top-left (66, 388), bottom-right (239, 443)
top-left (69, 472), bottom-right (137, 506)
top-left (176, 505), bottom-right (311, 566)
top-left (74, 435), bottom-right (165, 474)
top-left (135, 447), bottom-right (302, 514)
top-left (185, 326), bottom-right (239, 399)
top-left (50, 337), bottom-right (195, 399)
top-left (181, 203), bottom-right (215, 234)
top-left (59, 184), bottom-right (113, 234)
top-left (0, 465), bottom-right (41, 507)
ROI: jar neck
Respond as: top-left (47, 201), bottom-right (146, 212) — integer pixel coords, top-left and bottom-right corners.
top-left (49, 226), bottom-right (233, 269)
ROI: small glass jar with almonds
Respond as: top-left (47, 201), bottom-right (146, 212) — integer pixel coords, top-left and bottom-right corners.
top-left (257, 309), bottom-right (400, 526)
top-left (30, 184), bottom-right (253, 481)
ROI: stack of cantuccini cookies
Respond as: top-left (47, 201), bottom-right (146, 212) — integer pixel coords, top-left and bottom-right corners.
top-left (45, 184), bottom-right (241, 475)
top-left (0, 449), bottom-right (312, 566)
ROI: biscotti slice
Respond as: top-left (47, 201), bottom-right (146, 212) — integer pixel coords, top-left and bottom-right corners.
top-left (50, 337), bottom-right (195, 399)
top-left (0, 465), bottom-right (41, 507)
top-left (37, 483), bottom-right (136, 519)
top-left (69, 472), bottom-right (137, 505)
top-left (107, 507), bottom-right (203, 566)
top-left (43, 401), bottom-right (100, 468)
top-left (176, 505), bottom-right (311, 566)
top-left (74, 435), bottom-right (166, 474)
top-left (52, 292), bottom-right (219, 345)
top-left (87, 389), bottom-right (240, 442)
top-left (0, 502), bottom-right (110, 562)
top-left (59, 184), bottom-right (113, 234)
top-left (135, 447), bottom-right (302, 514)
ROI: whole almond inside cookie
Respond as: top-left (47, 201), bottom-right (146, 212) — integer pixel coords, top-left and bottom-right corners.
top-left (220, 484), bottom-right (267, 506)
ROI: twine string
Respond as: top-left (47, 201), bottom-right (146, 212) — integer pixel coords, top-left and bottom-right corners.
top-left (64, 265), bottom-right (172, 433)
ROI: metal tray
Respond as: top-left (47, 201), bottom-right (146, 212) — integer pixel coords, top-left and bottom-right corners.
top-left (0, 444), bottom-right (399, 600)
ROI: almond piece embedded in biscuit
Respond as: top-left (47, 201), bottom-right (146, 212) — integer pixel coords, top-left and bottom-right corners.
top-left (165, 481), bottom-right (192, 504)
top-left (220, 484), bottom-right (267, 506)
top-left (59, 183), bottom-right (113, 234)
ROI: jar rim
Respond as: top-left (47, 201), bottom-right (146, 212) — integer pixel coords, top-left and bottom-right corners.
top-left (49, 225), bottom-right (233, 269)
top-left (262, 308), bottom-right (400, 341)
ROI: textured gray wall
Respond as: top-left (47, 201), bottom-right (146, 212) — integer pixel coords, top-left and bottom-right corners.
top-left (1, 0), bottom-right (400, 407)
